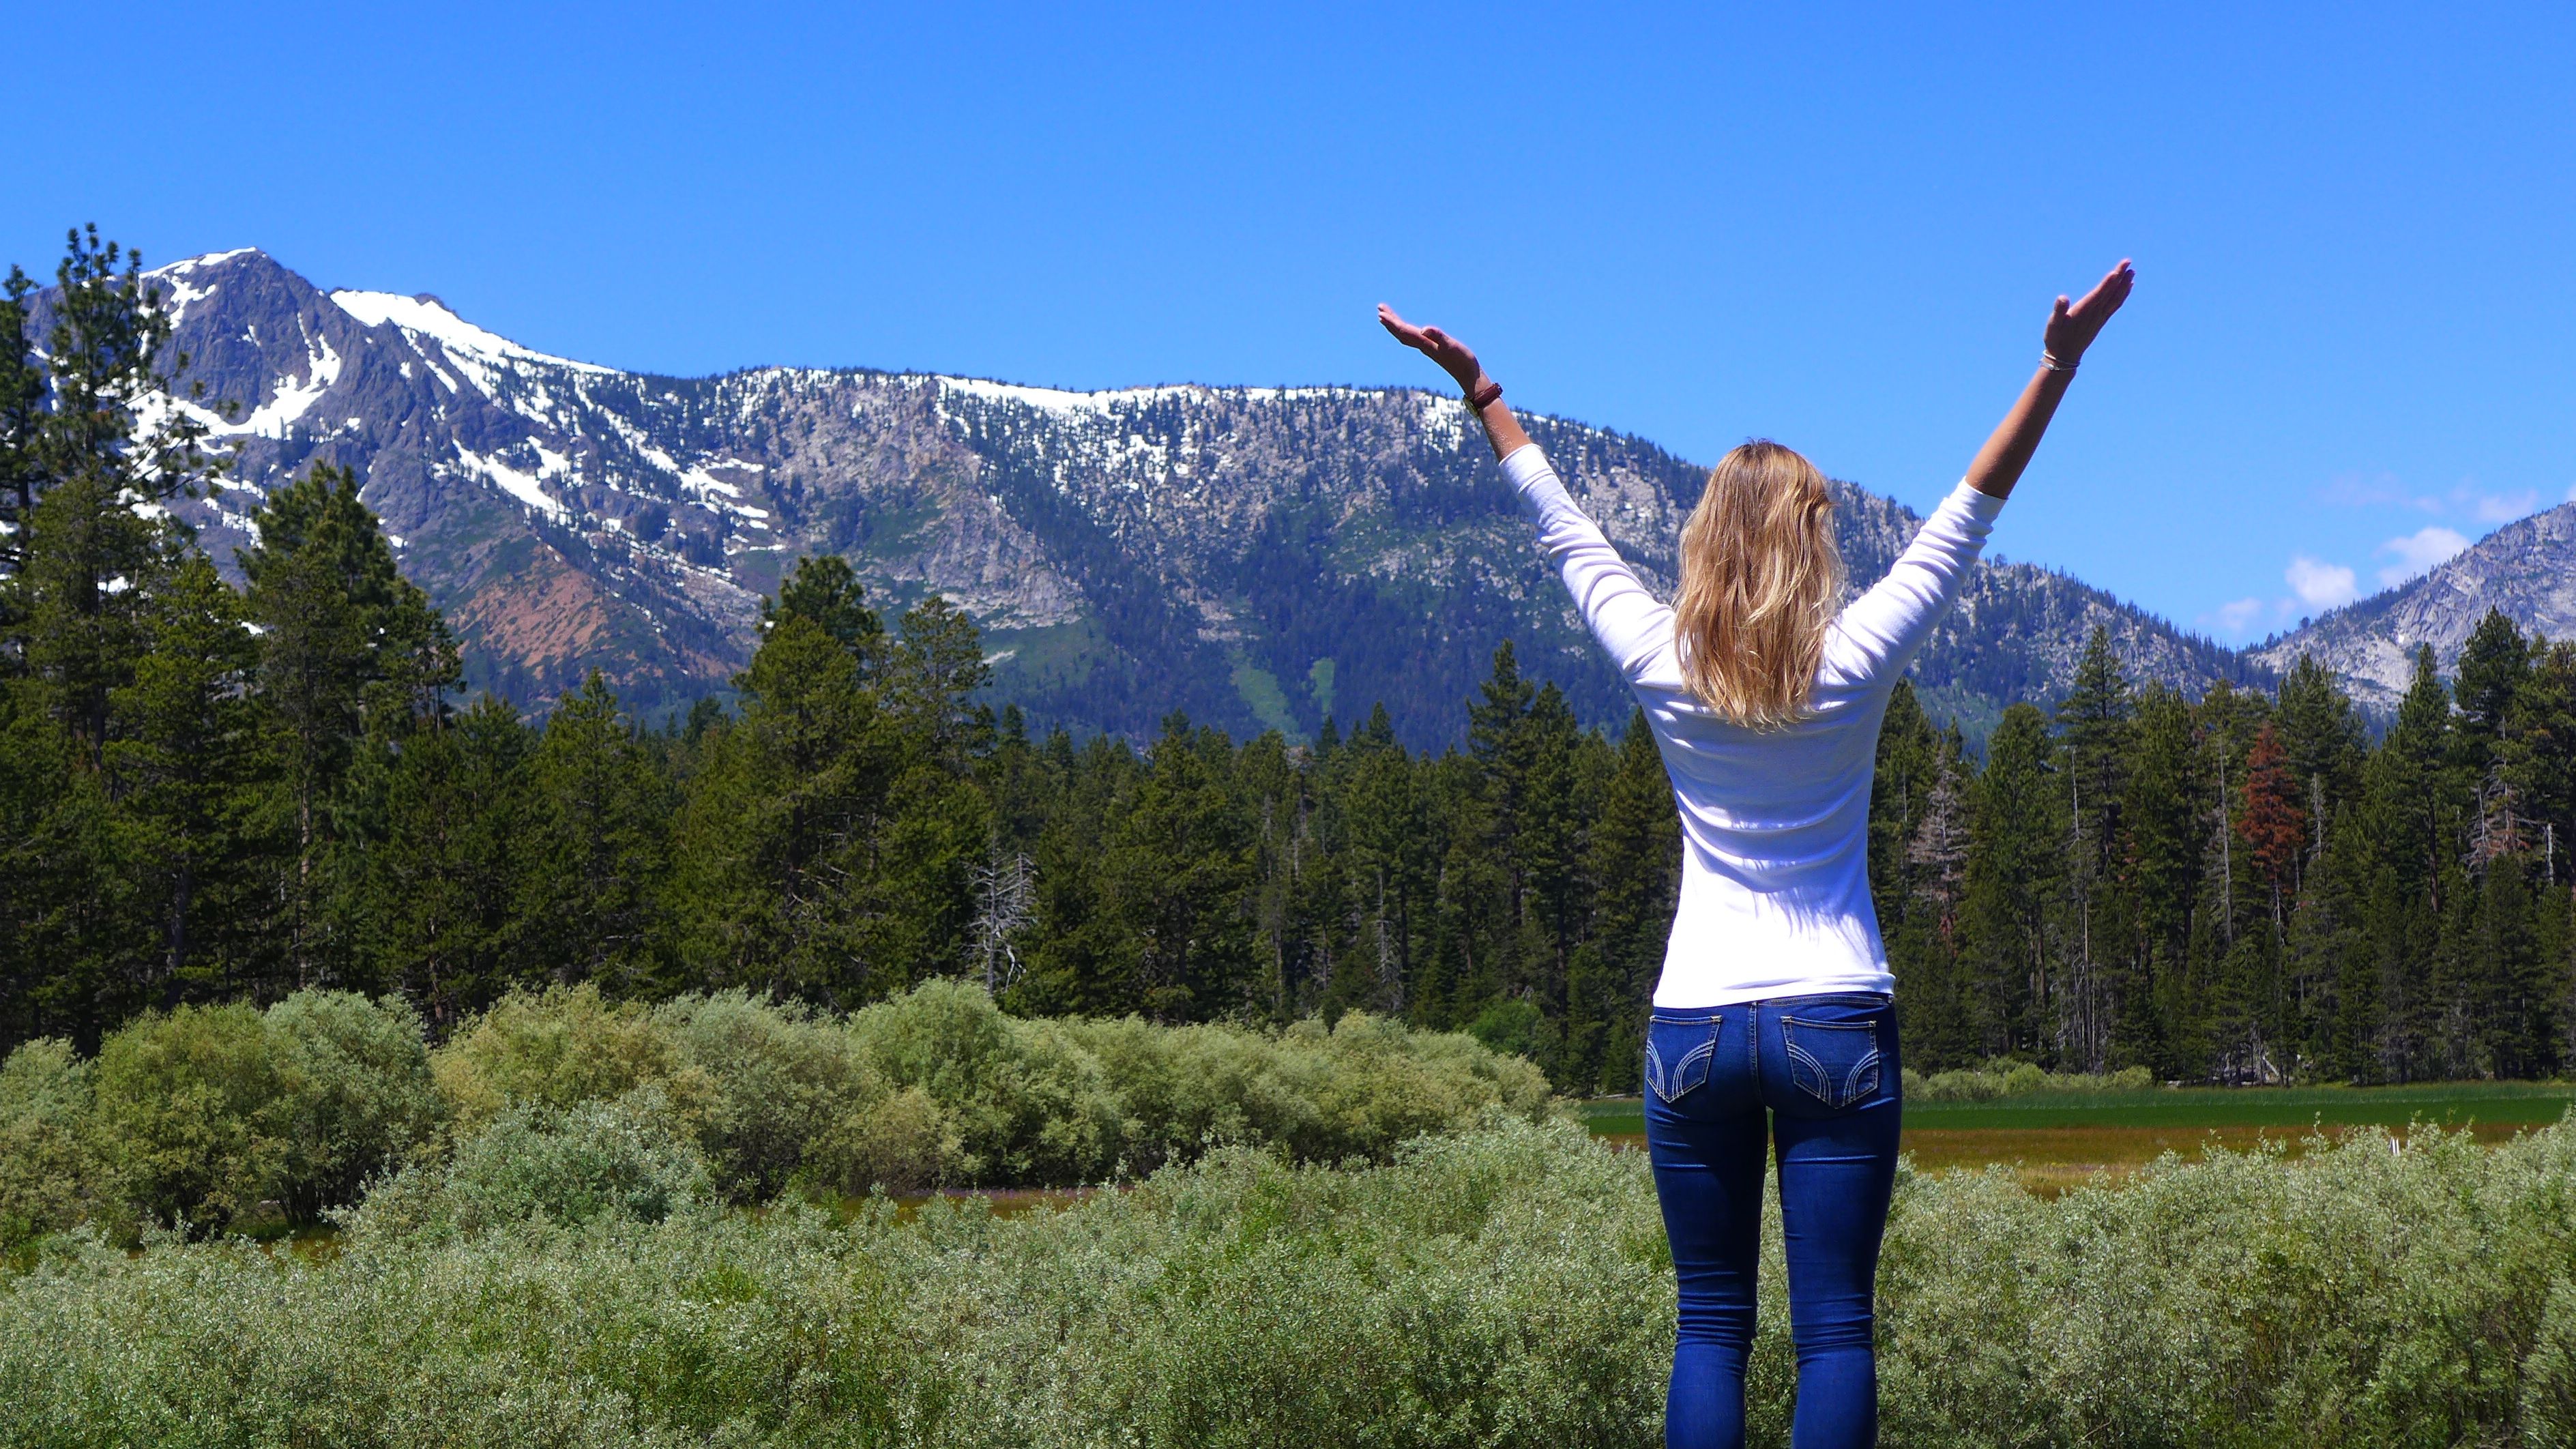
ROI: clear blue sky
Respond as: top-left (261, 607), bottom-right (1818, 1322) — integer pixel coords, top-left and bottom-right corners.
top-left (10, 3), bottom-right (2573, 643)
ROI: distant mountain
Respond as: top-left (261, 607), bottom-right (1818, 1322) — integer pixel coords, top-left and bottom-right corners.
top-left (59, 249), bottom-right (2261, 746)
top-left (2253, 505), bottom-right (2576, 710)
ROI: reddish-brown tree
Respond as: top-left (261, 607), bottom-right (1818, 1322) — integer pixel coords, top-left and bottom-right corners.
top-left (2237, 721), bottom-right (2309, 918)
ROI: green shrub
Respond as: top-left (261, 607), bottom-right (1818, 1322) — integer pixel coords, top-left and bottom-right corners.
top-left (85, 1001), bottom-right (290, 1235)
top-left (1903, 1059), bottom-right (2158, 1102)
top-left (2528, 1274), bottom-right (2576, 1448)
top-left (653, 991), bottom-right (961, 1197)
top-left (6, 993), bottom-right (445, 1245)
top-left (849, 980), bottom-right (1127, 1183)
top-left (649, 990), bottom-right (875, 1197)
top-left (263, 991), bottom-right (445, 1220)
top-left (1464, 995), bottom-right (1547, 1061)
top-left (0, 1040), bottom-right (97, 1251)
top-left (347, 1088), bottom-right (710, 1240)
top-left (431, 983), bottom-right (702, 1136)
top-left (1296, 1011), bottom-right (1556, 1157)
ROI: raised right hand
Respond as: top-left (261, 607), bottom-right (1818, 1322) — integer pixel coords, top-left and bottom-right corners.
top-left (2043, 260), bottom-right (2136, 365)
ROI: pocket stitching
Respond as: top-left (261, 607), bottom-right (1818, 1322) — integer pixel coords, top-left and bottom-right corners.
top-left (1782, 1038), bottom-right (1832, 1104)
top-left (1841, 1051), bottom-right (1883, 1104)
top-left (1648, 1020), bottom-right (1720, 1104)
top-left (1780, 1018), bottom-right (1880, 1109)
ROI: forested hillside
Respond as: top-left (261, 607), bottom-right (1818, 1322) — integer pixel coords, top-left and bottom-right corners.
top-left (2, 230), bottom-right (2569, 1088)
top-left (1873, 624), bottom-right (2574, 1083)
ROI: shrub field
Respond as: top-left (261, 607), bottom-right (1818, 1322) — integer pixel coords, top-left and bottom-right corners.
top-left (0, 1115), bottom-right (2572, 1446)
top-left (8, 989), bottom-right (2576, 1446)
top-left (0, 982), bottom-right (1553, 1249)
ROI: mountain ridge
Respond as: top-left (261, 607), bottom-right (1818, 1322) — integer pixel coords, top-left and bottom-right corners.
top-left (52, 248), bottom-right (2268, 746)
top-left (2253, 503), bottom-right (2576, 708)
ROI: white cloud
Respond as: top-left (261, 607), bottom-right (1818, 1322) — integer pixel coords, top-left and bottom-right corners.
top-left (2469, 488), bottom-right (2539, 524)
top-left (2315, 473), bottom-right (2437, 512)
top-left (2565, 480), bottom-right (2576, 505)
top-left (2375, 526), bottom-right (2472, 588)
top-left (2314, 473), bottom-right (2558, 525)
top-left (2285, 556), bottom-right (2358, 610)
top-left (2206, 598), bottom-right (2273, 639)
top-left (2201, 596), bottom-right (2298, 643)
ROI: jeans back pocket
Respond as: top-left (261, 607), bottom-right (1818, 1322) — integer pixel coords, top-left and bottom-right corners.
top-left (1645, 1016), bottom-right (1720, 1104)
top-left (1781, 1016), bottom-right (1882, 1110)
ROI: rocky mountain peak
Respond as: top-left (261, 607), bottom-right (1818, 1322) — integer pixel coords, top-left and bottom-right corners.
top-left (53, 250), bottom-right (2275, 745)
top-left (2253, 503), bottom-right (2576, 709)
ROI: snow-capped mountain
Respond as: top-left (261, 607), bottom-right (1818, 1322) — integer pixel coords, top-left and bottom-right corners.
top-left (2253, 503), bottom-right (2576, 710)
top-left (78, 249), bottom-right (2262, 744)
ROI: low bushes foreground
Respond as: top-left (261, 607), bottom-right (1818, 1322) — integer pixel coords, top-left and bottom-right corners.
top-left (1, 1117), bottom-right (2572, 1446)
top-left (0, 981), bottom-right (1554, 1247)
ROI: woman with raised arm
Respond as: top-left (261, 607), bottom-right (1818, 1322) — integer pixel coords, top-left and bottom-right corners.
top-left (1381, 261), bottom-right (2134, 1449)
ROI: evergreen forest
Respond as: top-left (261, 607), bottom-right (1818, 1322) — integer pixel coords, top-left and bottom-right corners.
top-left (4, 229), bottom-right (2573, 1092)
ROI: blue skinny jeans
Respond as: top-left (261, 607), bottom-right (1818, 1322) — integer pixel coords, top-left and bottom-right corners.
top-left (1643, 992), bottom-right (1901, 1449)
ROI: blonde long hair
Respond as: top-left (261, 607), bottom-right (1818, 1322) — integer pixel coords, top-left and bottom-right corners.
top-left (1672, 440), bottom-right (1845, 729)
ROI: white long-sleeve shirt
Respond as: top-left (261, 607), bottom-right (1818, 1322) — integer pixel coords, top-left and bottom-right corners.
top-left (1498, 442), bottom-right (2005, 1008)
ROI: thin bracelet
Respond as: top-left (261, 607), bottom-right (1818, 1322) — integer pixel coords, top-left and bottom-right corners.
top-left (2040, 351), bottom-right (2079, 372)
top-left (1467, 377), bottom-right (1503, 408)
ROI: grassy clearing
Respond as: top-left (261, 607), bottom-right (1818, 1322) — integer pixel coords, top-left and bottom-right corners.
top-left (1578, 1081), bottom-right (2576, 1138)
top-left (1579, 1082), bottom-right (2576, 1191)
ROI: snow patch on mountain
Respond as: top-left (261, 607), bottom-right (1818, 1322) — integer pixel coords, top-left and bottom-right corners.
top-left (679, 465), bottom-right (772, 525)
top-left (937, 377), bottom-right (1201, 417)
top-left (330, 291), bottom-right (613, 377)
top-left (231, 334), bottom-right (343, 439)
top-left (146, 250), bottom-right (258, 326)
top-left (448, 442), bottom-right (569, 521)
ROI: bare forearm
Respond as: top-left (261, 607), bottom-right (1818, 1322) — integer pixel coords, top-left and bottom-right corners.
top-left (1470, 387), bottom-right (1530, 459)
top-left (1967, 259), bottom-right (2134, 499)
top-left (1963, 364), bottom-right (2076, 501)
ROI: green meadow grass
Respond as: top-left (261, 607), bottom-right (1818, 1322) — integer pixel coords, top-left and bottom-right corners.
top-left (1578, 1080), bottom-right (2576, 1141)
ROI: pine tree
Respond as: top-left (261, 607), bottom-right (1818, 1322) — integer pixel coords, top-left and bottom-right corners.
top-left (2365, 646), bottom-right (2466, 1077)
top-left (0, 265), bottom-right (45, 578)
top-left (1111, 714), bottom-right (1255, 1021)
top-left (2116, 684), bottom-right (2203, 1070)
top-left (341, 696), bottom-right (531, 1029)
top-left (243, 463), bottom-right (458, 984)
top-left (2052, 626), bottom-right (2134, 1068)
top-left (1871, 680), bottom-right (1943, 923)
top-left (1961, 703), bottom-right (2061, 1059)
top-left (10, 230), bottom-right (224, 762)
top-left (761, 553), bottom-right (883, 666)
top-left (2238, 722), bottom-right (2309, 924)
top-left (2453, 609), bottom-right (2532, 778)
top-left (669, 609), bottom-right (881, 1001)
top-left (2274, 653), bottom-right (2370, 819)
top-left (1335, 703), bottom-right (1431, 1019)
top-left (102, 554), bottom-right (274, 1005)
top-left (2503, 641), bottom-right (2575, 888)
top-left (1571, 709), bottom-right (1677, 1091)
top-left (518, 671), bottom-right (670, 991)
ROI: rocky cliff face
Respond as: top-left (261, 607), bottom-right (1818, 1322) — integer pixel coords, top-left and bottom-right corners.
top-left (87, 249), bottom-right (2262, 745)
top-left (2253, 505), bottom-right (2576, 710)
